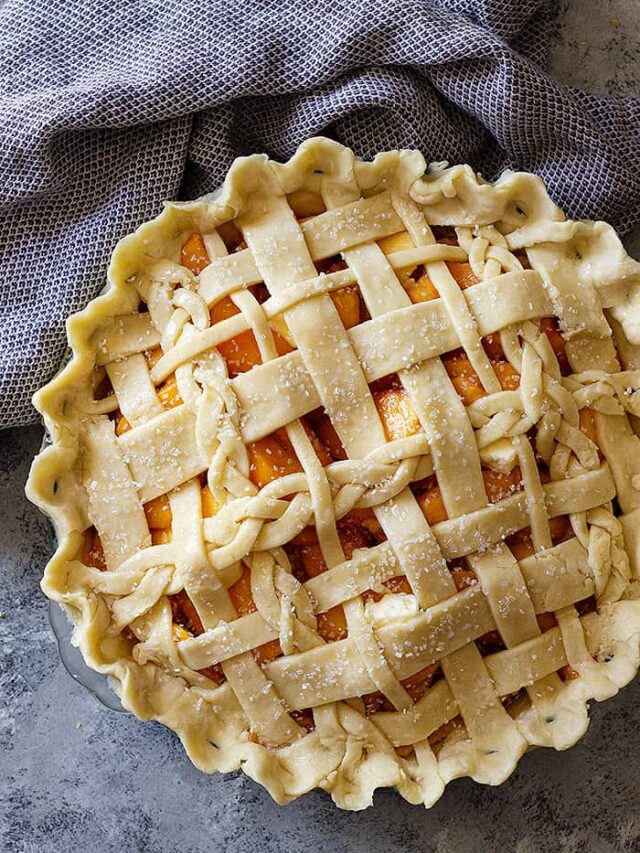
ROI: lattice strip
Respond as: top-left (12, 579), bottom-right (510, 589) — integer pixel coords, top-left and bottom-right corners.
top-left (239, 188), bottom-right (412, 708)
top-left (82, 418), bottom-right (150, 568)
top-left (105, 354), bottom-right (164, 426)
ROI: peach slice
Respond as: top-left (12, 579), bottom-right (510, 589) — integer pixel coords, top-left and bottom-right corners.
top-left (493, 360), bottom-right (520, 391)
top-left (144, 494), bottom-right (172, 529)
top-left (316, 606), bottom-right (348, 642)
top-left (442, 353), bottom-right (486, 404)
top-left (374, 388), bottom-right (421, 440)
top-left (447, 261), bottom-right (478, 290)
top-left (200, 484), bottom-right (221, 518)
top-left (151, 529), bottom-right (172, 545)
top-left (579, 407), bottom-right (598, 445)
top-left (83, 528), bottom-right (106, 570)
top-left (181, 232), bottom-right (211, 275)
top-left (416, 484), bottom-right (448, 525)
top-left (247, 433), bottom-right (303, 489)
top-left (331, 286), bottom-right (360, 329)
top-left (482, 466), bottom-right (522, 503)
top-left (311, 414), bottom-right (347, 461)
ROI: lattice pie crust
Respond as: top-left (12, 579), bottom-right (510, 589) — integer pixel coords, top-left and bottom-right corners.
top-left (27, 138), bottom-right (640, 809)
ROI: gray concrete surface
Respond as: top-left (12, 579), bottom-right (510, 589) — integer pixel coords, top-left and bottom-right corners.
top-left (2, 3), bottom-right (639, 851)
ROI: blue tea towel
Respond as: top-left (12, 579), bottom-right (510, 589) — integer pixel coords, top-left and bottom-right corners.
top-left (1, 0), bottom-right (638, 427)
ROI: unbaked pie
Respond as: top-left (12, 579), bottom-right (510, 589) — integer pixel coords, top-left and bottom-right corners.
top-left (27, 138), bottom-right (640, 809)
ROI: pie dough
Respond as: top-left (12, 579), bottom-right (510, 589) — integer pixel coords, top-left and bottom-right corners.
top-left (26, 138), bottom-right (640, 809)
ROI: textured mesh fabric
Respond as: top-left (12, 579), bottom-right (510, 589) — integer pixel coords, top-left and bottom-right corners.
top-left (1, 0), bottom-right (638, 426)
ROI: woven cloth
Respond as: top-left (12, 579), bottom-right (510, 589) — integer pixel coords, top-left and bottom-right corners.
top-left (1, 0), bottom-right (638, 428)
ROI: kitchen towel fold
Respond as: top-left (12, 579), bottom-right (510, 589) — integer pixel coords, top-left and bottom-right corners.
top-left (1, 0), bottom-right (638, 427)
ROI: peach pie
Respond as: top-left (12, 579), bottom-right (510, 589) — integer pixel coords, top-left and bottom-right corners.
top-left (27, 138), bottom-right (640, 809)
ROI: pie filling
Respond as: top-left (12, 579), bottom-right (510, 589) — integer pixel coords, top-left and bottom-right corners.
top-left (28, 139), bottom-right (640, 809)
